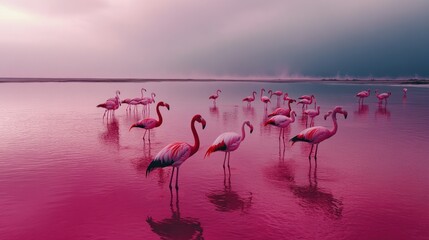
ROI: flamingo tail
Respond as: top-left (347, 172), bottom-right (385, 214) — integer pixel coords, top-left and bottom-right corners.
top-left (205, 141), bottom-right (227, 158)
top-left (97, 103), bottom-right (106, 108)
top-left (290, 135), bottom-right (311, 145)
top-left (146, 158), bottom-right (173, 176)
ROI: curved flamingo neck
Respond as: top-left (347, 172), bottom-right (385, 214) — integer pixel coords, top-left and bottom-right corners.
top-left (241, 122), bottom-right (248, 142)
top-left (141, 89), bottom-right (145, 97)
top-left (155, 104), bottom-right (163, 127)
top-left (290, 113), bottom-right (296, 122)
top-left (329, 112), bottom-right (339, 137)
top-left (190, 119), bottom-right (200, 155)
top-left (260, 89), bottom-right (264, 99)
top-left (287, 101), bottom-right (293, 111)
top-left (252, 92), bottom-right (256, 100)
top-left (216, 90), bottom-right (221, 96)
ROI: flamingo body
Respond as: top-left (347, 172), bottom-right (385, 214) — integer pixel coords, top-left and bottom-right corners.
top-left (243, 91), bottom-right (257, 104)
top-left (130, 101), bottom-right (170, 140)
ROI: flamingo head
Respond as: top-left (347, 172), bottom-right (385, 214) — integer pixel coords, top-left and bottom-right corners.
top-left (324, 111), bottom-right (333, 120)
top-left (193, 114), bottom-right (206, 129)
top-left (253, 91), bottom-right (257, 95)
top-left (142, 88), bottom-right (147, 92)
top-left (291, 110), bottom-right (297, 117)
top-left (244, 121), bottom-right (254, 133)
top-left (158, 101), bottom-right (170, 110)
top-left (129, 123), bottom-right (137, 131)
top-left (333, 106), bottom-right (348, 119)
top-left (317, 106), bottom-right (321, 110)
top-left (116, 90), bottom-right (121, 95)
top-left (343, 110), bottom-right (348, 119)
top-left (217, 89), bottom-right (222, 93)
top-left (261, 88), bottom-right (265, 93)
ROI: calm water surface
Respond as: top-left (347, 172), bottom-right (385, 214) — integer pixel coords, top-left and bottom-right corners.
top-left (0, 81), bottom-right (428, 239)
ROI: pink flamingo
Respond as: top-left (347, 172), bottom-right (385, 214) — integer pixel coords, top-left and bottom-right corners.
top-left (375, 90), bottom-right (391, 105)
top-left (129, 101), bottom-right (170, 141)
top-left (260, 88), bottom-right (271, 109)
top-left (205, 121), bottom-right (254, 169)
top-left (269, 90), bottom-right (283, 105)
top-left (140, 92), bottom-right (156, 116)
top-left (297, 95), bottom-right (315, 110)
top-left (268, 99), bottom-right (296, 118)
top-left (290, 106), bottom-right (347, 159)
top-left (129, 88), bottom-right (147, 109)
top-left (209, 90), bottom-right (221, 104)
top-left (356, 89), bottom-right (370, 104)
top-left (242, 91), bottom-right (257, 106)
top-left (283, 93), bottom-right (294, 104)
top-left (403, 88), bottom-right (408, 97)
top-left (265, 111), bottom-right (296, 139)
top-left (299, 95), bottom-right (313, 100)
top-left (303, 106), bottom-right (321, 127)
top-left (97, 99), bottom-right (120, 119)
top-left (146, 114), bottom-right (206, 189)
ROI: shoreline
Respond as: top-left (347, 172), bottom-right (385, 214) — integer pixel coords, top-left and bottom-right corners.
top-left (0, 77), bottom-right (428, 85)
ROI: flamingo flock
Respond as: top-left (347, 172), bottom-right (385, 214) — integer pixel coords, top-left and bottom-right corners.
top-left (96, 85), bottom-right (407, 193)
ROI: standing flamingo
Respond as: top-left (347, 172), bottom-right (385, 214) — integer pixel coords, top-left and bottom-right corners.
top-left (265, 111), bottom-right (296, 139)
top-left (141, 92), bottom-right (156, 116)
top-left (129, 88), bottom-right (147, 110)
top-left (269, 90), bottom-right (283, 106)
top-left (129, 101), bottom-right (170, 141)
top-left (268, 99), bottom-right (296, 118)
top-left (242, 91), bottom-right (257, 106)
top-left (403, 88), bottom-right (408, 97)
top-left (375, 90), bottom-right (391, 105)
top-left (97, 98), bottom-right (120, 119)
top-left (356, 89), bottom-right (370, 104)
top-left (297, 95), bottom-right (315, 110)
top-left (209, 90), bottom-right (221, 105)
top-left (290, 106), bottom-right (347, 159)
top-left (205, 121), bottom-right (254, 169)
top-left (303, 106), bottom-right (321, 127)
top-left (146, 114), bottom-right (206, 189)
top-left (260, 88), bottom-right (271, 109)
top-left (283, 93), bottom-right (294, 104)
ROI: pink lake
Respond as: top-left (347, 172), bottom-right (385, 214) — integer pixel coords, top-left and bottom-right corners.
top-left (0, 81), bottom-right (428, 239)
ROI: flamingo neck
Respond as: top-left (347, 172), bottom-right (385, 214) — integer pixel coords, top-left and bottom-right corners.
top-left (329, 112), bottom-right (339, 137)
top-left (141, 89), bottom-right (144, 97)
top-left (190, 119), bottom-right (200, 156)
top-left (252, 92), bottom-right (256, 100)
top-left (155, 104), bottom-right (163, 127)
top-left (287, 101), bottom-right (292, 111)
top-left (260, 89), bottom-right (264, 99)
top-left (151, 93), bottom-right (155, 101)
top-left (290, 113), bottom-right (296, 122)
top-left (241, 122), bottom-right (247, 142)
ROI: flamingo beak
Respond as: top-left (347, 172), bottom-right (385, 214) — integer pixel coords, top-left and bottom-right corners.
top-left (129, 124), bottom-right (136, 131)
top-left (250, 126), bottom-right (254, 133)
top-left (344, 111), bottom-right (348, 119)
top-left (201, 119), bottom-right (207, 129)
top-left (166, 104), bottom-right (170, 110)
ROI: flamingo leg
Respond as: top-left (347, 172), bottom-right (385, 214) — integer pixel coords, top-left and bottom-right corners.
top-left (175, 167), bottom-right (179, 190)
top-left (314, 144), bottom-right (319, 159)
top-left (143, 130), bottom-right (147, 140)
top-left (227, 152), bottom-right (231, 169)
top-left (309, 144), bottom-right (314, 159)
top-left (148, 130), bottom-right (151, 142)
top-left (169, 167), bottom-right (175, 189)
top-left (223, 152), bottom-right (227, 169)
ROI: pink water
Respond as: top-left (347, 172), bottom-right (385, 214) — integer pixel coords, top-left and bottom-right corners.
top-left (0, 81), bottom-right (428, 239)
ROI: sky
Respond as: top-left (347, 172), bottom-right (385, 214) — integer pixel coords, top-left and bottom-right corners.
top-left (1, 0), bottom-right (428, 79)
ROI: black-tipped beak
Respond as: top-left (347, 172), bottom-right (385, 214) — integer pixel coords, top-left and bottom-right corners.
top-left (166, 104), bottom-right (170, 110)
top-left (344, 112), bottom-right (348, 119)
top-left (324, 116), bottom-right (328, 120)
top-left (202, 123), bottom-right (206, 129)
top-left (250, 128), bottom-right (254, 134)
top-left (129, 124), bottom-right (135, 131)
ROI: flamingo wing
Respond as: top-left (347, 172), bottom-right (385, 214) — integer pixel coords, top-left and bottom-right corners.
top-left (205, 132), bottom-right (241, 156)
top-left (146, 142), bottom-right (192, 176)
top-left (290, 126), bottom-right (330, 144)
top-left (136, 118), bottom-right (158, 129)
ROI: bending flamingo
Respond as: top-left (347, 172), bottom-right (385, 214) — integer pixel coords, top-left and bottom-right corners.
top-left (290, 106), bottom-right (347, 159)
top-left (297, 95), bottom-right (315, 110)
top-left (97, 99), bottom-right (120, 119)
top-left (141, 92), bottom-right (156, 116)
top-left (268, 99), bottom-right (296, 118)
top-left (283, 93), bottom-right (294, 104)
top-left (269, 90), bottom-right (283, 105)
top-left (265, 111), bottom-right (296, 139)
top-left (205, 121), bottom-right (254, 169)
top-left (303, 106), bottom-right (321, 127)
top-left (129, 101), bottom-right (170, 141)
top-left (260, 88), bottom-right (271, 109)
top-left (242, 91), bottom-right (257, 106)
top-left (375, 90), bottom-right (391, 105)
top-left (356, 89), bottom-right (370, 104)
top-left (209, 90), bottom-right (221, 104)
top-left (146, 114), bottom-right (206, 189)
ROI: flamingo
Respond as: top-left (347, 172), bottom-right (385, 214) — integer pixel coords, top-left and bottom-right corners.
top-left (269, 90), bottom-right (283, 106)
top-left (260, 88), bottom-right (271, 109)
top-left (290, 106), bottom-right (348, 159)
top-left (129, 88), bottom-right (147, 110)
top-left (303, 106), bottom-right (321, 127)
top-left (375, 90), bottom-right (391, 105)
top-left (283, 93), bottom-right (294, 104)
top-left (141, 92), bottom-right (156, 116)
top-left (205, 121), bottom-right (254, 169)
top-left (209, 90), bottom-right (221, 104)
top-left (107, 90), bottom-right (121, 104)
top-left (268, 99), bottom-right (296, 118)
top-left (265, 111), bottom-right (296, 139)
top-left (242, 91), bottom-right (257, 106)
top-left (97, 99), bottom-right (120, 119)
top-left (146, 114), bottom-right (206, 189)
top-left (356, 89), bottom-right (370, 104)
top-left (403, 88), bottom-right (408, 97)
top-left (297, 95), bottom-right (315, 110)
top-left (129, 101), bottom-right (170, 141)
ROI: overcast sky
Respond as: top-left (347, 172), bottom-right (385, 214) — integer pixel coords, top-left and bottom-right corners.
top-left (1, 0), bottom-right (428, 79)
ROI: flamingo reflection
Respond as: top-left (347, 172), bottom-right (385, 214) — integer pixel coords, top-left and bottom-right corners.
top-left (375, 104), bottom-right (391, 118)
top-left (206, 170), bottom-right (253, 213)
top-left (289, 163), bottom-right (343, 219)
top-left (209, 105), bottom-right (219, 119)
top-left (99, 116), bottom-right (119, 149)
top-left (354, 104), bottom-right (369, 117)
top-left (146, 189), bottom-right (204, 240)
top-left (242, 105), bottom-right (256, 121)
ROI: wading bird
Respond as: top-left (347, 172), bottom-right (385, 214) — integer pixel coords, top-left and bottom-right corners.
top-left (265, 111), bottom-right (296, 139)
top-left (209, 90), bottom-right (221, 104)
top-left (242, 91), bottom-right (257, 106)
top-left (129, 101), bottom-right (170, 141)
top-left (303, 106), bottom-right (321, 127)
top-left (356, 89), bottom-right (370, 104)
top-left (375, 90), bottom-right (391, 105)
top-left (146, 115), bottom-right (206, 189)
top-left (260, 88), bottom-right (271, 109)
top-left (268, 99), bottom-right (296, 118)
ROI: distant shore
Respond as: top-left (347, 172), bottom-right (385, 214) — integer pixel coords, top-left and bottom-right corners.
top-left (0, 77), bottom-right (428, 85)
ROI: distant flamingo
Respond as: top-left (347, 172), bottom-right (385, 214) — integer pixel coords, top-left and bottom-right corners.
top-left (356, 89), bottom-right (370, 104)
top-left (299, 95), bottom-right (313, 100)
top-left (141, 92), bottom-right (156, 116)
top-left (242, 91), bottom-right (257, 106)
top-left (375, 90), bottom-right (391, 105)
top-left (209, 90), bottom-right (221, 104)
top-left (297, 95), bottom-right (315, 110)
top-left (269, 90), bottom-right (283, 105)
top-left (129, 101), bottom-right (170, 141)
top-left (129, 88), bottom-right (147, 110)
top-left (268, 99), bottom-right (296, 118)
top-left (290, 106), bottom-right (348, 159)
top-left (107, 90), bottom-right (121, 104)
top-left (403, 88), bottom-right (408, 97)
top-left (97, 99), bottom-right (120, 119)
top-left (283, 93), bottom-right (294, 104)
top-left (265, 111), bottom-right (296, 139)
top-left (146, 114), bottom-right (206, 189)
top-left (205, 121), bottom-right (254, 169)
top-left (303, 106), bottom-right (321, 127)
top-left (260, 88), bottom-right (271, 109)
